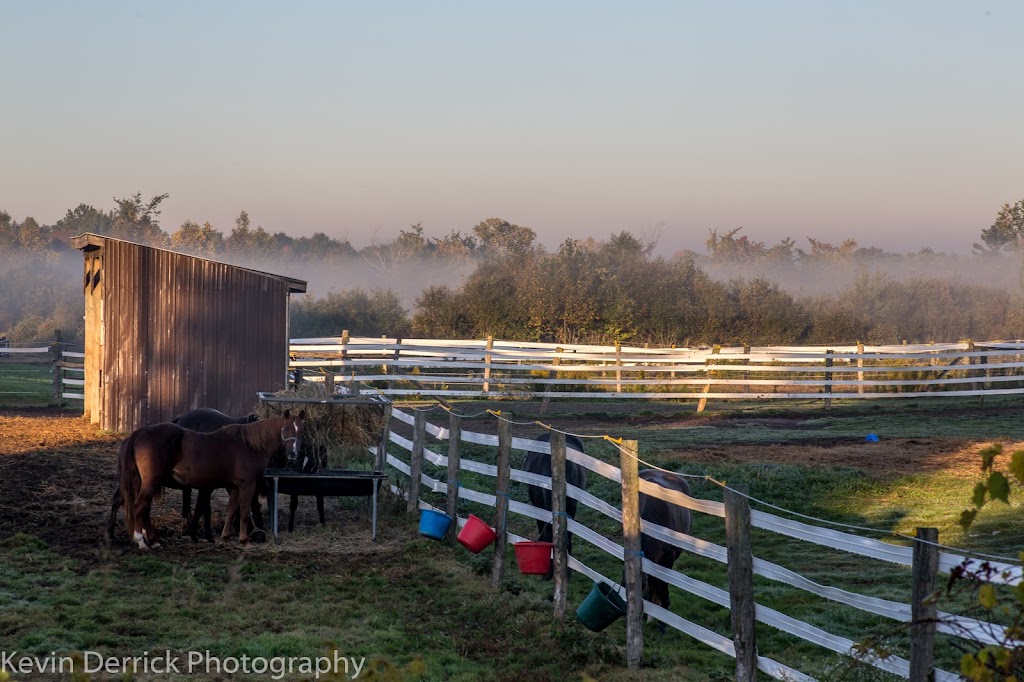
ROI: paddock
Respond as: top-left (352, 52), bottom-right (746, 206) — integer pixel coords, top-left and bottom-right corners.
top-left (2, 394), bottom-right (1020, 680)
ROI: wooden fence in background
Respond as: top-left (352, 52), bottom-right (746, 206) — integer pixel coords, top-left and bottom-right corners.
top-left (292, 336), bottom-right (1024, 407)
top-left (0, 334), bottom-right (85, 403)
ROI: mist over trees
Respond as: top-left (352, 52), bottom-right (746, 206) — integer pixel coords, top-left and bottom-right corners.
top-left (2, 194), bottom-right (1024, 347)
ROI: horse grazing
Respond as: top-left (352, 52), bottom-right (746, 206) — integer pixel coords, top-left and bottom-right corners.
top-left (524, 432), bottom-right (588, 577)
top-left (284, 443), bottom-right (328, 532)
top-left (116, 411), bottom-right (303, 548)
top-left (638, 469), bottom-right (693, 614)
top-left (173, 408), bottom-right (262, 542)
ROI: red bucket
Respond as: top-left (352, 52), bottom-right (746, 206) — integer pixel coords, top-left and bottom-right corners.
top-left (457, 515), bottom-right (498, 553)
top-left (514, 541), bottom-right (553, 575)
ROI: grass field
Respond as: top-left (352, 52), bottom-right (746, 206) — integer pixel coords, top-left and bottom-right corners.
top-left (1, 367), bottom-right (1022, 680)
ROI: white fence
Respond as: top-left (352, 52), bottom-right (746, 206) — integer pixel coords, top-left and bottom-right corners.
top-left (379, 405), bottom-right (1020, 680)
top-left (292, 336), bottom-right (1024, 404)
top-left (0, 342), bottom-right (84, 401)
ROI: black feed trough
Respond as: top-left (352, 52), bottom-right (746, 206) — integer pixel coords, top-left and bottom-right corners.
top-left (257, 390), bottom-right (392, 542)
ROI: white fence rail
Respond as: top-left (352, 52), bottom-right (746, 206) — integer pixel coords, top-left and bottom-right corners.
top-left (0, 341), bottom-right (84, 401)
top-left (379, 405), bottom-right (1016, 680)
top-left (292, 336), bottom-right (1024, 403)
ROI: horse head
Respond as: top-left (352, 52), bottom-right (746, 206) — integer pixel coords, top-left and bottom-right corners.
top-left (280, 409), bottom-right (305, 461)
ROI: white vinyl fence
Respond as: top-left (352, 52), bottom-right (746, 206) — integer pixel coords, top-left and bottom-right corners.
top-left (377, 405), bottom-right (1020, 680)
top-left (292, 336), bottom-right (1024, 405)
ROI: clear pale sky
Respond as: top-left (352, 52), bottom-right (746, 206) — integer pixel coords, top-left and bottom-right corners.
top-left (2, 2), bottom-right (1022, 254)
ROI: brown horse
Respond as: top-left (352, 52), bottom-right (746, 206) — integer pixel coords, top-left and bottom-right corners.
top-left (116, 411), bottom-right (303, 548)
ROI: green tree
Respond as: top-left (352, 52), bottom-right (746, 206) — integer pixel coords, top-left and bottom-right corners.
top-left (472, 218), bottom-right (538, 260)
top-left (50, 204), bottom-right (114, 249)
top-left (976, 199), bottom-right (1024, 253)
top-left (170, 220), bottom-right (225, 256)
top-left (17, 217), bottom-right (49, 252)
top-left (290, 289), bottom-right (409, 338)
top-left (110, 192), bottom-right (170, 245)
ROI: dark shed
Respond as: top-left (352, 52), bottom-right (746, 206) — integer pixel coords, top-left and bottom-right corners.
top-left (73, 234), bottom-right (307, 432)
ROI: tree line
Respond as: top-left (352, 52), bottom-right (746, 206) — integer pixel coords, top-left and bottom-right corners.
top-left (2, 193), bottom-right (1024, 347)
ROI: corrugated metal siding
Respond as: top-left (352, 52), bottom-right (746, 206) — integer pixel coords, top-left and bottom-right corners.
top-left (95, 240), bottom-right (293, 432)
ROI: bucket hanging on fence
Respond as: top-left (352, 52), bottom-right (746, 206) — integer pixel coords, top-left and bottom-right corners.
top-left (418, 509), bottom-right (452, 540)
top-left (513, 541), bottom-right (553, 575)
top-left (457, 515), bottom-right (497, 553)
top-left (576, 581), bottom-right (627, 632)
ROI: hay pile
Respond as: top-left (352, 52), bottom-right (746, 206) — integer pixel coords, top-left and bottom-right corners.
top-left (254, 384), bottom-right (387, 470)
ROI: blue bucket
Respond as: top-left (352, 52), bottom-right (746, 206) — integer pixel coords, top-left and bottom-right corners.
top-left (419, 509), bottom-right (452, 540)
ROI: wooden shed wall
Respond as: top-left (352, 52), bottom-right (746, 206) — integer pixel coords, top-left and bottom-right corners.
top-left (90, 240), bottom-right (291, 432)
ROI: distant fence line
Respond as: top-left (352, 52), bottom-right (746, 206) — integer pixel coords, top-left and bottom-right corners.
top-left (291, 335), bottom-right (1024, 406)
top-left (376, 403), bottom-right (1017, 680)
top-left (0, 337), bottom-right (84, 402)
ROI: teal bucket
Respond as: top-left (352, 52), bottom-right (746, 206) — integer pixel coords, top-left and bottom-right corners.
top-left (576, 582), bottom-right (627, 632)
top-left (419, 509), bottom-right (452, 540)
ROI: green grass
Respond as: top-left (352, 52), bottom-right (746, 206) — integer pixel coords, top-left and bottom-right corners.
top-left (3, 395), bottom-right (1022, 680)
top-left (0, 363), bottom-right (54, 407)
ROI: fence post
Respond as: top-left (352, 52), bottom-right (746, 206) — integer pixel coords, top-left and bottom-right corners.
top-left (375, 404), bottom-right (392, 473)
top-left (615, 341), bottom-right (623, 393)
top-left (491, 417), bottom-right (512, 587)
top-left (824, 349), bottom-right (833, 410)
top-left (980, 346), bottom-right (989, 403)
top-left (619, 439), bottom-right (644, 670)
top-left (857, 341), bottom-right (865, 395)
top-left (725, 483), bottom-right (757, 682)
top-left (407, 409), bottom-right (426, 515)
top-left (910, 527), bottom-right (939, 682)
top-left (697, 345), bottom-right (720, 413)
top-left (550, 431), bottom-right (569, 617)
top-left (445, 412), bottom-right (462, 542)
top-left (482, 335), bottom-right (494, 394)
top-left (540, 347), bottom-right (562, 415)
top-left (51, 330), bottom-right (63, 405)
top-left (742, 345), bottom-right (751, 396)
top-left (323, 371), bottom-right (335, 395)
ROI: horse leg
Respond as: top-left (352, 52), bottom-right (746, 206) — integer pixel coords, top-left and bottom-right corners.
top-left (288, 495), bottom-right (299, 532)
top-left (132, 483), bottom-right (159, 549)
top-left (221, 488), bottom-right (239, 542)
top-left (236, 482), bottom-right (257, 545)
top-left (181, 487), bottom-right (192, 522)
top-left (249, 496), bottom-right (265, 542)
top-left (316, 495), bottom-right (325, 525)
top-left (106, 487), bottom-right (122, 544)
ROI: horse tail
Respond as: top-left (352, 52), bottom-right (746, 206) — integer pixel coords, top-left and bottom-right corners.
top-left (118, 431), bottom-right (142, 537)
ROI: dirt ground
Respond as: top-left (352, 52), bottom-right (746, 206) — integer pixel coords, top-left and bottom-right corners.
top-left (0, 408), bottom-right (406, 568)
top-left (0, 405), bottom-right (1009, 570)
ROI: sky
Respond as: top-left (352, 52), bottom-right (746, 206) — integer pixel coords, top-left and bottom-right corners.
top-left (2, 2), bottom-right (1022, 255)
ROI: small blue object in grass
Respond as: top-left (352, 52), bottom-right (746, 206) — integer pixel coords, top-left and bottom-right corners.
top-left (419, 509), bottom-right (452, 540)
top-left (865, 433), bottom-right (880, 442)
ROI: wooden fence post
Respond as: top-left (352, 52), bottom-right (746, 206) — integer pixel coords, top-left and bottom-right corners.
top-left (910, 527), bottom-right (939, 682)
top-left (619, 439), bottom-right (644, 670)
top-left (375, 404), bottom-right (392, 473)
top-left (445, 412), bottom-right (462, 542)
top-left (980, 346), bottom-right (989, 403)
top-left (725, 483), bottom-right (757, 682)
top-left (965, 339), bottom-right (976, 395)
top-left (550, 431), bottom-right (569, 617)
top-left (615, 341), bottom-right (623, 393)
top-left (491, 417), bottom-right (512, 587)
top-left (824, 349), bottom-right (833, 410)
top-left (742, 345), bottom-right (751, 396)
top-left (857, 341), bottom-right (865, 395)
top-left (482, 336), bottom-right (494, 394)
top-left (323, 371), bottom-right (335, 395)
top-left (51, 331), bottom-right (63, 405)
top-left (407, 409), bottom-right (426, 515)
top-left (697, 345), bottom-right (720, 413)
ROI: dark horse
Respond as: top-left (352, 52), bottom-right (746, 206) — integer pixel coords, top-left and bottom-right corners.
top-left (173, 408), bottom-right (262, 542)
top-left (524, 432), bottom-right (588, 577)
top-left (114, 412), bottom-right (303, 548)
top-left (285, 443), bottom-right (328, 532)
top-left (639, 469), bottom-right (693, 614)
